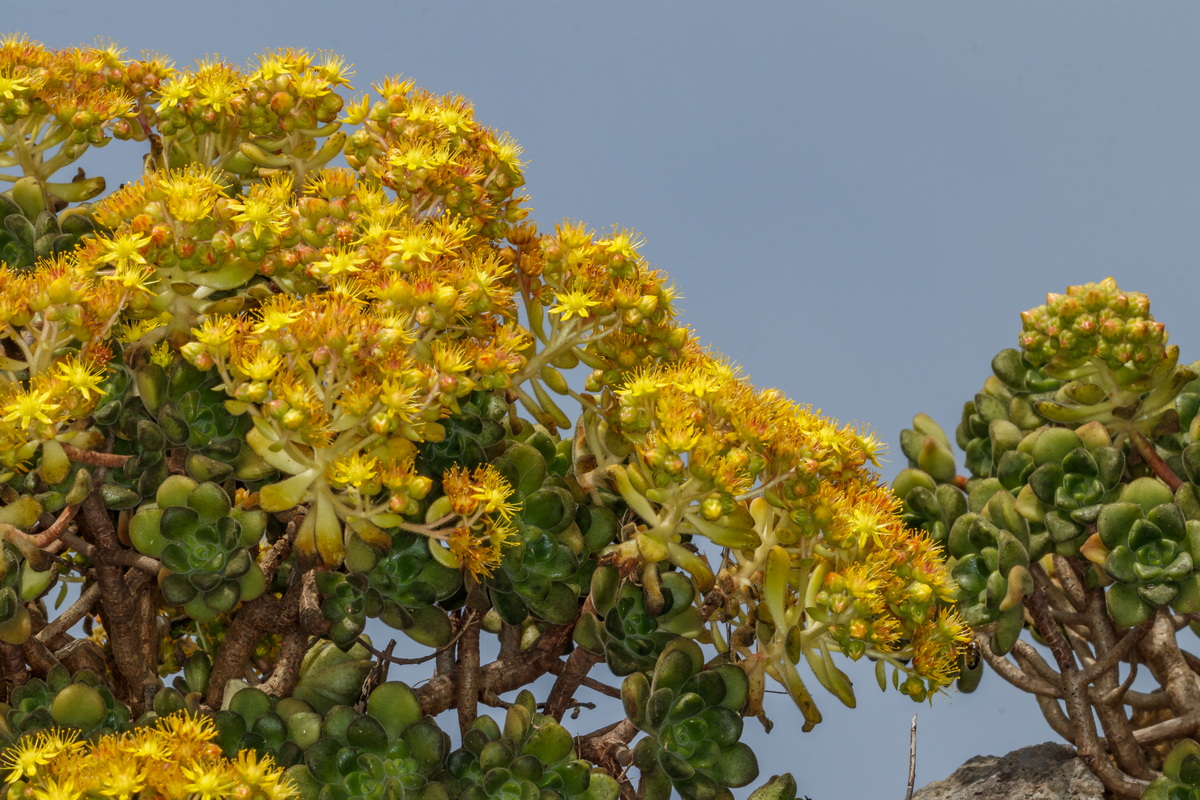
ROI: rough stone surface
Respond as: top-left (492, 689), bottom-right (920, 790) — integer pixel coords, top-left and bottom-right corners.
top-left (911, 742), bottom-right (1110, 800)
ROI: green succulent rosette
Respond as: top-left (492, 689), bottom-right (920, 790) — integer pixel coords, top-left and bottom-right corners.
top-left (622, 639), bottom-right (757, 800)
top-left (361, 531), bottom-right (463, 649)
top-left (317, 571), bottom-right (369, 650)
top-left (946, 483), bottom-right (1042, 655)
top-left (1016, 279), bottom-right (1196, 435)
top-left (219, 680), bottom-right (449, 800)
top-left (1088, 478), bottom-right (1200, 628)
top-left (93, 358), bottom-right (270, 508)
top-left (575, 563), bottom-right (703, 676)
top-left (1020, 424), bottom-right (1124, 551)
top-left (420, 391), bottom-right (509, 475)
top-left (1141, 739), bottom-right (1200, 800)
top-left (441, 691), bottom-right (618, 800)
top-left (0, 181), bottom-right (102, 271)
top-left (483, 438), bottom-right (593, 627)
top-left (128, 476), bottom-right (267, 623)
top-left (892, 467), bottom-right (967, 547)
top-left (3, 666), bottom-right (130, 741)
top-left (954, 383), bottom-right (1023, 479)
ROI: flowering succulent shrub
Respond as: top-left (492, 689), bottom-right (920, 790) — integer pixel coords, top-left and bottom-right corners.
top-left (0, 36), bottom-right (968, 799)
top-left (898, 278), bottom-right (1200, 798)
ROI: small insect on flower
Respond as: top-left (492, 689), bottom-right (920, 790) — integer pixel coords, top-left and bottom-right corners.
top-left (965, 637), bottom-right (981, 670)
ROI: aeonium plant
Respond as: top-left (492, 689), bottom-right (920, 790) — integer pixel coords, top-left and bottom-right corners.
top-left (897, 277), bottom-right (1200, 799)
top-left (0, 36), bottom-right (967, 800)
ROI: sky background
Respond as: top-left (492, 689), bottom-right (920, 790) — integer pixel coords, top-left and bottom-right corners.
top-left (8, 2), bottom-right (1200, 797)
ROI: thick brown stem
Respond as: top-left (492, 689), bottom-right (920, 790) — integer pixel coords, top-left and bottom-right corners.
top-left (298, 568), bottom-right (329, 635)
top-left (1024, 578), bottom-right (1150, 795)
top-left (0, 642), bottom-right (28, 697)
top-left (80, 492), bottom-right (155, 706)
top-left (545, 659), bottom-right (621, 699)
top-left (1026, 574), bottom-right (1078, 674)
top-left (60, 530), bottom-right (161, 575)
top-left (456, 612), bottom-right (481, 734)
top-left (1131, 432), bottom-right (1184, 491)
top-left (1080, 586), bottom-right (1150, 779)
top-left (1034, 693), bottom-right (1077, 743)
top-left (416, 625), bottom-right (573, 716)
top-left (544, 642), bottom-right (604, 720)
top-left (36, 583), bottom-right (101, 646)
top-left (1052, 554), bottom-right (1089, 612)
top-left (259, 628), bottom-right (311, 698)
top-left (205, 583), bottom-right (301, 708)
top-left (62, 444), bottom-right (131, 468)
top-left (976, 635), bottom-right (1061, 697)
top-left (575, 718), bottom-right (637, 788)
top-left (498, 622), bottom-right (522, 660)
top-left (1133, 712), bottom-right (1200, 747)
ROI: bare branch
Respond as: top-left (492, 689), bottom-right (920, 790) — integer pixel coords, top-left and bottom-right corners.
top-left (36, 583), bottom-right (101, 645)
top-left (415, 625), bottom-right (574, 717)
top-left (976, 636), bottom-right (1062, 697)
top-left (545, 642), bottom-right (604, 720)
top-left (62, 443), bottom-right (131, 468)
top-left (905, 714), bottom-right (917, 800)
top-left (457, 611), bottom-right (481, 734)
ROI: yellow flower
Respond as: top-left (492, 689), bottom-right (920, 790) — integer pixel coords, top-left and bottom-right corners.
top-left (229, 749), bottom-right (293, 796)
top-left (193, 315), bottom-right (240, 350)
top-left (447, 518), bottom-right (517, 579)
top-left (31, 774), bottom-right (81, 800)
top-left (315, 53), bottom-right (354, 88)
top-left (2, 386), bottom-right (59, 430)
top-left (100, 261), bottom-right (157, 294)
top-left (254, 301), bottom-right (303, 334)
top-left (615, 368), bottom-right (663, 400)
top-left (122, 732), bottom-right (171, 762)
top-left (491, 133), bottom-right (524, 170)
top-left (469, 466), bottom-right (519, 520)
top-left (435, 100), bottom-right (475, 135)
top-left (154, 166), bottom-right (225, 222)
top-left (54, 356), bottom-right (108, 404)
top-left (94, 232), bottom-right (151, 267)
top-left (180, 762), bottom-right (237, 799)
top-left (237, 350), bottom-right (285, 382)
top-left (0, 69), bottom-right (32, 99)
top-left (228, 193), bottom-right (289, 239)
top-left (327, 451), bottom-right (381, 490)
top-left (312, 248), bottom-right (365, 278)
top-left (548, 289), bottom-right (601, 321)
top-left (1, 733), bottom-right (57, 781)
top-left (601, 229), bottom-right (644, 261)
top-left (97, 755), bottom-right (146, 799)
top-left (387, 232), bottom-right (440, 263)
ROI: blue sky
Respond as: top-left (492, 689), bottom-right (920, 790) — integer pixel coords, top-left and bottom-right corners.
top-left (8, 3), bottom-right (1200, 797)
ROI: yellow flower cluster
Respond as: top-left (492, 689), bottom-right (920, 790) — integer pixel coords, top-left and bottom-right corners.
top-left (0, 258), bottom-right (122, 477)
top-left (0, 37), bottom-right (170, 183)
top-left (151, 49), bottom-right (352, 183)
top-left (438, 464), bottom-right (520, 578)
top-left (344, 77), bottom-right (527, 238)
top-left (592, 351), bottom-right (968, 720)
top-left (0, 714), bottom-right (294, 800)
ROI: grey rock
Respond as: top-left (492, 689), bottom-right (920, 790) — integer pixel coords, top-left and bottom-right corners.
top-left (912, 742), bottom-right (1109, 800)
